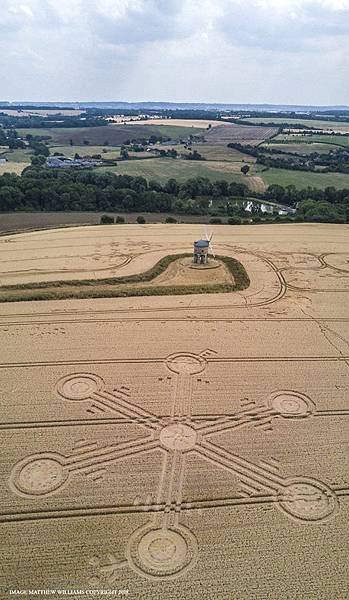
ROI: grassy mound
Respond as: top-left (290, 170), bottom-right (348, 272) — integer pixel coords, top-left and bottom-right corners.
top-left (0, 253), bottom-right (250, 302)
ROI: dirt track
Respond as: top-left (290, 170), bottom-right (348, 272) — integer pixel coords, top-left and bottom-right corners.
top-left (0, 224), bottom-right (348, 599)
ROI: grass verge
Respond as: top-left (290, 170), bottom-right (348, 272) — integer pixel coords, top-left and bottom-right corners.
top-left (0, 253), bottom-right (250, 302)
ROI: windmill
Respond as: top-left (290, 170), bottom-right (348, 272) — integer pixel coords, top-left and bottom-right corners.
top-left (193, 227), bottom-right (215, 264)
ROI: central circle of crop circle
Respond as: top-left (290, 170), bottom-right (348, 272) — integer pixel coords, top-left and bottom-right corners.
top-left (137, 529), bottom-right (188, 571)
top-left (166, 353), bottom-right (206, 375)
top-left (127, 524), bottom-right (197, 579)
top-left (148, 538), bottom-right (177, 562)
top-left (12, 456), bottom-right (67, 496)
top-left (160, 424), bottom-right (197, 451)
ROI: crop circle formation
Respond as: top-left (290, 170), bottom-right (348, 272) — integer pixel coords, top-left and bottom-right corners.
top-left (160, 423), bottom-right (197, 451)
top-left (278, 478), bottom-right (338, 522)
top-left (56, 373), bottom-right (104, 401)
top-left (127, 525), bottom-right (197, 579)
top-left (166, 353), bottom-right (206, 375)
top-left (271, 391), bottom-right (312, 417)
top-left (11, 454), bottom-right (67, 496)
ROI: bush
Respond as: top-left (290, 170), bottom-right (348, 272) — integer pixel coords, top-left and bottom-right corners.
top-left (227, 216), bottom-right (242, 225)
top-left (252, 216), bottom-right (262, 223)
top-left (100, 214), bottom-right (114, 225)
top-left (209, 217), bottom-right (222, 224)
top-left (165, 216), bottom-right (177, 223)
top-left (115, 216), bottom-right (125, 224)
top-left (136, 215), bottom-right (146, 224)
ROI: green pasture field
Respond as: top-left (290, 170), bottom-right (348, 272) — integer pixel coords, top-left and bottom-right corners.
top-left (16, 128), bottom-right (82, 144)
top-left (271, 133), bottom-right (349, 147)
top-left (2, 148), bottom-right (33, 162)
top-left (261, 167), bottom-right (349, 190)
top-left (261, 141), bottom-right (343, 155)
top-left (98, 157), bottom-right (248, 184)
top-left (242, 117), bottom-right (349, 132)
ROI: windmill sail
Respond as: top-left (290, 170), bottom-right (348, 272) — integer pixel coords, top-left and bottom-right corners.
top-left (209, 237), bottom-right (215, 258)
top-left (204, 226), bottom-right (215, 257)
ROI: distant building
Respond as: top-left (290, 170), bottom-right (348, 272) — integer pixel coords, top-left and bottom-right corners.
top-left (161, 139), bottom-right (179, 146)
top-left (245, 200), bottom-right (296, 216)
top-left (278, 207), bottom-right (296, 216)
top-left (46, 157), bottom-right (101, 169)
top-left (0, 157), bottom-right (8, 164)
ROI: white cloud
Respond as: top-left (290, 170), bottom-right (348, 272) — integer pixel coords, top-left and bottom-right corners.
top-left (0, 0), bottom-right (347, 104)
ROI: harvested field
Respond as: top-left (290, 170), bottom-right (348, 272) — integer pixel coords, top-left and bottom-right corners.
top-left (204, 123), bottom-right (278, 145)
top-left (123, 118), bottom-right (221, 128)
top-left (0, 212), bottom-right (224, 236)
top-left (0, 224), bottom-right (348, 599)
top-left (0, 161), bottom-right (29, 175)
top-left (243, 175), bottom-right (267, 193)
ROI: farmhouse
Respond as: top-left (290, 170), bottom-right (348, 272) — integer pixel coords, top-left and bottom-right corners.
top-left (46, 157), bottom-right (100, 169)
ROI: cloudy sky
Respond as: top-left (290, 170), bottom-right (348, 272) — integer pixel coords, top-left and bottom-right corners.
top-left (0, 0), bottom-right (348, 105)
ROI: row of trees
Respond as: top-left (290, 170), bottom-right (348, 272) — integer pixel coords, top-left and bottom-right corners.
top-left (228, 143), bottom-right (349, 174)
top-left (0, 114), bottom-right (108, 129)
top-left (0, 168), bottom-right (248, 214)
top-left (264, 183), bottom-right (348, 207)
top-left (0, 167), bottom-right (347, 223)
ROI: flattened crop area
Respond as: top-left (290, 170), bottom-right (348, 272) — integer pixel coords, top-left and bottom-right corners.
top-left (0, 224), bottom-right (348, 599)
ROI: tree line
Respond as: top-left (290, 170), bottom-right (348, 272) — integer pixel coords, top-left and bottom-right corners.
top-left (0, 167), bottom-right (347, 223)
top-left (228, 143), bottom-right (349, 174)
top-left (0, 114), bottom-right (108, 129)
top-left (0, 168), bottom-right (247, 214)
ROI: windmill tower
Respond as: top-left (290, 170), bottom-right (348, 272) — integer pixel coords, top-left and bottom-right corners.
top-left (193, 227), bottom-right (215, 264)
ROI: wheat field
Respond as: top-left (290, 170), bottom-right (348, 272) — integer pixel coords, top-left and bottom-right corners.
top-left (0, 224), bottom-right (348, 598)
